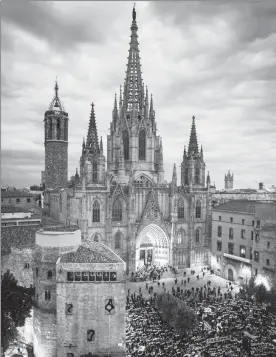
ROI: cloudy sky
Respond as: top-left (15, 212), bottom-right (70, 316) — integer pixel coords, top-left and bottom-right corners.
top-left (2, 1), bottom-right (276, 189)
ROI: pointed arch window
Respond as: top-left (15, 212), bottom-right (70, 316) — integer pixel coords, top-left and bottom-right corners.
top-left (57, 119), bottom-right (61, 140)
top-left (59, 194), bottom-right (62, 213)
top-left (49, 120), bottom-right (52, 140)
top-left (112, 199), bottom-right (122, 222)
top-left (177, 198), bottom-right (184, 219)
top-left (94, 234), bottom-right (99, 242)
top-left (195, 228), bottom-right (200, 243)
top-left (195, 200), bottom-right (201, 219)
top-left (115, 231), bottom-right (122, 249)
top-left (123, 130), bottom-right (129, 160)
top-left (47, 270), bottom-right (53, 279)
top-left (92, 162), bottom-right (98, 183)
top-left (92, 200), bottom-right (100, 222)
top-left (139, 129), bottom-right (146, 160)
top-left (184, 168), bottom-right (189, 185)
top-left (195, 167), bottom-right (200, 185)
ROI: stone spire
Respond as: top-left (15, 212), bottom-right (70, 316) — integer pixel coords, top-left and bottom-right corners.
top-left (123, 5), bottom-right (143, 112)
top-left (86, 103), bottom-right (100, 155)
top-left (48, 79), bottom-right (65, 112)
top-left (206, 171), bottom-right (211, 185)
top-left (172, 163), bottom-right (177, 186)
top-left (188, 115), bottom-right (199, 155)
top-left (100, 136), bottom-right (103, 154)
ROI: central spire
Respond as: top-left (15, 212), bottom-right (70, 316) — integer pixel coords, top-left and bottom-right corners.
top-left (188, 115), bottom-right (199, 155)
top-left (86, 103), bottom-right (100, 155)
top-left (123, 6), bottom-right (143, 112)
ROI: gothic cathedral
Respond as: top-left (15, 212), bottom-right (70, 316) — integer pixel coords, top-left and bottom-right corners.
top-left (44, 7), bottom-right (212, 274)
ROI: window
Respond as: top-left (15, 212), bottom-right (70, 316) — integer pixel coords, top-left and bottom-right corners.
top-left (94, 235), bottom-right (99, 242)
top-left (16, 198), bottom-right (20, 203)
top-left (251, 231), bottom-right (254, 240)
top-left (195, 200), bottom-right (201, 219)
top-left (217, 241), bottom-right (222, 252)
top-left (254, 251), bottom-right (259, 262)
top-left (115, 232), bottom-right (122, 249)
top-left (184, 168), bottom-right (189, 185)
top-left (255, 233), bottom-right (260, 242)
top-left (75, 272), bottom-right (81, 281)
top-left (267, 241), bottom-right (270, 250)
top-left (256, 220), bottom-right (260, 228)
top-left (24, 263), bottom-right (30, 269)
top-left (250, 248), bottom-right (253, 260)
top-left (67, 272), bottom-right (74, 281)
top-left (195, 167), bottom-right (200, 185)
top-left (112, 199), bottom-right (122, 221)
top-left (241, 229), bottom-right (245, 239)
top-left (47, 270), bottom-right (53, 279)
top-left (49, 120), bottom-right (52, 139)
top-left (219, 216), bottom-right (221, 221)
top-left (82, 272), bottom-right (89, 281)
top-left (252, 221), bottom-right (255, 227)
top-left (139, 129), bottom-right (146, 160)
top-left (36, 267), bottom-right (39, 277)
top-left (123, 130), bottom-right (129, 160)
top-left (228, 243), bottom-right (234, 255)
top-left (195, 228), bottom-right (200, 243)
top-left (177, 199), bottom-right (184, 219)
top-left (266, 259), bottom-right (270, 266)
top-left (229, 228), bottom-right (233, 239)
top-left (230, 217), bottom-right (233, 223)
top-left (240, 246), bottom-right (246, 258)
top-left (27, 198), bottom-right (31, 203)
top-left (255, 268), bottom-right (258, 276)
top-left (242, 219), bottom-right (245, 225)
top-left (92, 162), bottom-right (97, 183)
top-left (217, 226), bottom-right (222, 237)
top-left (45, 290), bottom-right (51, 301)
top-left (92, 201), bottom-right (100, 223)
top-left (57, 119), bottom-right (61, 140)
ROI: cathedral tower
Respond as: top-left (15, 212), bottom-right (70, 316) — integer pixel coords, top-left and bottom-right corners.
top-left (181, 116), bottom-right (205, 188)
top-left (224, 170), bottom-right (234, 190)
top-left (107, 6), bottom-right (164, 184)
top-left (44, 81), bottom-right (68, 189)
top-left (79, 103), bottom-right (106, 187)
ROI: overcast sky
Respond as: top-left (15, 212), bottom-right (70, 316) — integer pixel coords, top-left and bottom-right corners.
top-left (2, 1), bottom-right (276, 189)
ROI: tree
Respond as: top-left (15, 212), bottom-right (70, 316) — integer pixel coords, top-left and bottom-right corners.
top-left (174, 303), bottom-right (197, 336)
top-left (255, 283), bottom-right (269, 303)
top-left (1, 270), bottom-right (34, 352)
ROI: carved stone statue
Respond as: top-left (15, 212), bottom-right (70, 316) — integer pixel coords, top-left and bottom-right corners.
top-left (132, 7), bottom-right (136, 21)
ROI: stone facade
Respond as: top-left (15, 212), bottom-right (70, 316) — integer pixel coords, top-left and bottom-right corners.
top-left (44, 9), bottom-right (212, 275)
top-left (32, 228), bottom-right (126, 357)
top-left (211, 200), bottom-right (276, 287)
top-left (44, 81), bottom-right (69, 190)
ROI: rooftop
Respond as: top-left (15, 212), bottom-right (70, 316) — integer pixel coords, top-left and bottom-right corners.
top-left (60, 244), bottom-right (122, 264)
top-left (1, 205), bottom-right (29, 213)
top-left (213, 200), bottom-right (257, 213)
top-left (1, 190), bottom-right (38, 198)
top-left (1, 226), bottom-right (39, 255)
top-left (41, 225), bottom-right (79, 232)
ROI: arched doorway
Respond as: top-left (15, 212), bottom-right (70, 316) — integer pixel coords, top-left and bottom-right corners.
top-left (228, 268), bottom-right (234, 281)
top-left (136, 224), bottom-right (169, 269)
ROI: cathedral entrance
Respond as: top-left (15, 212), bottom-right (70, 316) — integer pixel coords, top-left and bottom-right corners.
top-left (136, 224), bottom-right (169, 270)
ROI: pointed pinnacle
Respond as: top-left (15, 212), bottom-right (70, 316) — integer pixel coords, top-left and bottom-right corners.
top-left (150, 94), bottom-right (153, 111)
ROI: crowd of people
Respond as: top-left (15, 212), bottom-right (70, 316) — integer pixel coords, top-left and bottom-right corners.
top-left (126, 265), bottom-right (276, 357)
top-left (129, 264), bottom-right (168, 282)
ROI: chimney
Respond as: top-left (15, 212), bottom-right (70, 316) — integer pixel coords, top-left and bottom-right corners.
top-left (259, 182), bottom-right (263, 190)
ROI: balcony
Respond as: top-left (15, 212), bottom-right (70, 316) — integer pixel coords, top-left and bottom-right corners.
top-left (223, 253), bottom-right (251, 264)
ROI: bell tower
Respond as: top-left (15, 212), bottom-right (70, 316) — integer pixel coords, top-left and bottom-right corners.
top-left (44, 81), bottom-right (69, 189)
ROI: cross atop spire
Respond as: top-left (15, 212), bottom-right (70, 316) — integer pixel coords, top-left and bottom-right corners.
top-left (188, 115), bottom-right (199, 155)
top-left (86, 102), bottom-right (100, 155)
top-left (123, 6), bottom-right (143, 112)
top-left (48, 79), bottom-right (65, 112)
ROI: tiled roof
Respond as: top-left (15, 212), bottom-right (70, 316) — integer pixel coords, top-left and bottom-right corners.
top-left (60, 245), bottom-right (121, 263)
top-left (42, 225), bottom-right (79, 232)
top-left (213, 200), bottom-right (257, 213)
top-left (1, 226), bottom-right (39, 255)
top-left (1, 190), bottom-right (38, 198)
top-left (1, 205), bottom-right (29, 213)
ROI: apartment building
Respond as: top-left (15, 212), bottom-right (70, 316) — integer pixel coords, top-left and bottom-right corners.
top-left (211, 200), bottom-right (276, 287)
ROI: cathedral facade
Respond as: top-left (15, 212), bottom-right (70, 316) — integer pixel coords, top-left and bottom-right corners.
top-left (44, 7), bottom-right (212, 275)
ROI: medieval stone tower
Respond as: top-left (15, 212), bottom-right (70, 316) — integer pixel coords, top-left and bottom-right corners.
top-left (44, 6), bottom-right (212, 275)
top-left (224, 170), bottom-right (234, 190)
top-left (44, 81), bottom-right (69, 189)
